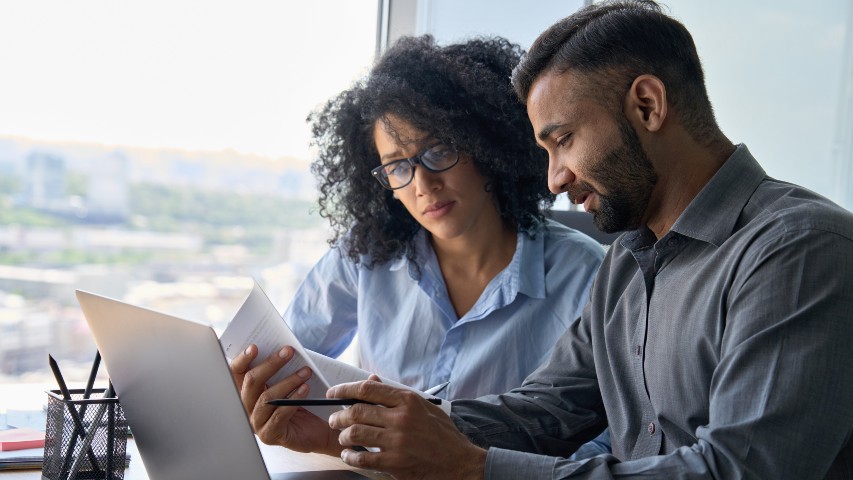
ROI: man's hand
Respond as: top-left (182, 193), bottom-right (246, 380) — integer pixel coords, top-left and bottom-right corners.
top-left (229, 344), bottom-right (343, 456)
top-left (328, 379), bottom-right (487, 479)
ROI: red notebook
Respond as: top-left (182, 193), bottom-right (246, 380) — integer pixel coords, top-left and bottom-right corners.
top-left (0, 428), bottom-right (46, 451)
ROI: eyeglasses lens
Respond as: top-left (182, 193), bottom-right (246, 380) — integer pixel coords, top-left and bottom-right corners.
top-left (373, 144), bottom-right (458, 190)
top-left (421, 145), bottom-right (456, 171)
top-left (385, 162), bottom-right (413, 188)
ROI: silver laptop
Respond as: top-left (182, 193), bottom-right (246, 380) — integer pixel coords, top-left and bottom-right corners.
top-left (76, 289), bottom-right (368, 480)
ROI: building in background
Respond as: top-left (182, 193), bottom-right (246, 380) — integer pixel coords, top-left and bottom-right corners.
top-left (21, 152), bottom-right (67, 213)
top-left (86, 151), bottom-right (130, 222)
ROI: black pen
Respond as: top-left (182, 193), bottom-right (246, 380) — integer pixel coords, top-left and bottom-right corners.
top-left (48, 355), bottom-right (101, 473)
top-left (106, 380), bottom-right (115, 476)
top-left (68, 351), bottom-right (102, 473)
top-left (82, 351), bottom-right (101, 401)
top-left (267, 398), bottom-right (443, 407)
top-left (76, 351), bottom-right (101, 421)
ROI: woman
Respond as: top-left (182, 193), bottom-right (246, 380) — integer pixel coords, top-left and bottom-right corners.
top-left (234, 35), bottom-right (609, 456)
top-left (290, 35), bottom-right (603, 400)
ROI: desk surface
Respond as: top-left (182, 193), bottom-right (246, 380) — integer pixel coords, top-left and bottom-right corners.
top-left (0, 383), bottom-right (386, 480)
top-left (0, 437), bottom-right (387, 479)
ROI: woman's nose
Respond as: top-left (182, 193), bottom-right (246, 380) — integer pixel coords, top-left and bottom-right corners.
top-left (412, 165), bottom-right (442, 194)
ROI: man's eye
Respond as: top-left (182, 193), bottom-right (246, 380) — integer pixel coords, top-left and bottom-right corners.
top-left (556, 133), bottom-right (572, 147)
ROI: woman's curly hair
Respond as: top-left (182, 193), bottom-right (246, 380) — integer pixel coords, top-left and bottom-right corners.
top-left (308, 35), bottom-right (554, 267)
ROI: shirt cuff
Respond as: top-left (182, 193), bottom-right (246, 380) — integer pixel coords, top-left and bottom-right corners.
top-left (484, 447), bottom-right (556, 480)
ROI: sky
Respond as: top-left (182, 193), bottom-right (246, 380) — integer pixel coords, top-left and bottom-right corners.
top-left (0, 0), bottom-right (378, 160)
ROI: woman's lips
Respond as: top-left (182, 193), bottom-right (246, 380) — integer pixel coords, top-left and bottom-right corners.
top-left (423, 200), bottom-right (455, 218)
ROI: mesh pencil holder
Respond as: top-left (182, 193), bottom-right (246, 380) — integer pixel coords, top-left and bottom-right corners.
top-left (43, 389), bottom-right (128, 480)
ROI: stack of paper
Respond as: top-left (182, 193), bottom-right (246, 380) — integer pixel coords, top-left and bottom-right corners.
top-left (0, 428), bottom-right (45, 471)
top-left (0, 447), bottom-right (44, 471)
top-left (0, 427), bottom-right (45, 451)
top-left (0, 448), bottom-right (132, 472)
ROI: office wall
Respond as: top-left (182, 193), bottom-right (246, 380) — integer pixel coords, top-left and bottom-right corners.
top-left (384, 0), bottom-right (853, 211)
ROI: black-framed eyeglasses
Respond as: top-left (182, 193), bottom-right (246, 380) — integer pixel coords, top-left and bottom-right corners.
top-left (371, 143), bottom-right (459, 190)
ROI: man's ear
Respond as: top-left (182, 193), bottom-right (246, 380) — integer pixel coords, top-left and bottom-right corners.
top-left (624, 74), bottom-right (667, 133)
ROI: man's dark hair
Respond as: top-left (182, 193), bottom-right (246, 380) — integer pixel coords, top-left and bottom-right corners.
top-left (309, 35), bottom-right (554, 267)
top-left (512, 0), bottom-right (720, 145)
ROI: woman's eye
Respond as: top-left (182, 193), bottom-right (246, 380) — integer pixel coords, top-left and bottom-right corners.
top-left (429, 145), bottom-right (450, 156)
top-left (423, 152), bottom-right (444, 164)
top-left (388, 162), bottom-right (409, 176)
top-left (424, 146), bottom-right (453, 164)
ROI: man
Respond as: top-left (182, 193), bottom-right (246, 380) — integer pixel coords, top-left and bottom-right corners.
top-left (233, 1), bottom-right (853, 478)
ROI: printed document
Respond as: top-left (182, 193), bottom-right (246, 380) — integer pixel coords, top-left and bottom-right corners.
top-left (219, 281), bottom-right (449, 419)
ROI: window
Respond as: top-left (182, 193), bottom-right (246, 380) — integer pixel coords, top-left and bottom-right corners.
top-left (0, 1), bottom-right (378, 385)
top-left (664, 1), bottom-right (852, 209)
top-left (388, 0), bottom-right (852, 212)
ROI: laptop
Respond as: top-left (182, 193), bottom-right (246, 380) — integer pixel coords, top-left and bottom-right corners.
top-left (76, 289), bottom-right (369, 480)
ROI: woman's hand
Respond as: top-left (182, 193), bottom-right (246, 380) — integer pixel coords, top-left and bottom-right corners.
top-left (229, 344), bottom-right (343, 456)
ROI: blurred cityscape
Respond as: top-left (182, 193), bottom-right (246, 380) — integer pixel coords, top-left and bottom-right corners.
top-left (0, 135), bottom-right (331, 383)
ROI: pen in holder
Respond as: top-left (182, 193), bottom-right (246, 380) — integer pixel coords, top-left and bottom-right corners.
top-left (42, 388), bottom-right (128, 480)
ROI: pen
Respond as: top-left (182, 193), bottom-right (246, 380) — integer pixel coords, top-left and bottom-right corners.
top-left (106, 380), bottom-right (115, 476)
top-left (82, 351), bottom-right (101, 401)
top-left (424, 381), bottom-right (449, 396)
top-left (67, 382), bottom-right (116, 479)
top-left (267, 398), bottom-right (443, 407)
top-left (48, 354), bottom-right (101, 473)
top-left (76, 351), bottom-right (101, 426)
top-left (66, 351), bottom-right (102, 474)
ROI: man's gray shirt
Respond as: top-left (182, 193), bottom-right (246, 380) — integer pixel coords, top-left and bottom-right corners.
top-left (451, 145), bottom-right (853, 479)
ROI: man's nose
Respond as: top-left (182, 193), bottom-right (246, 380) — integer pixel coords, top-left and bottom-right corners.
top-left (548, 155), bottom-right (575, 195)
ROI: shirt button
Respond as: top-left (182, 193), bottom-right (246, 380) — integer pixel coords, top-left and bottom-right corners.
top-left (667, 238), bottom-right (678, 247)
top-left (647, 422), bottom-right (656, 435)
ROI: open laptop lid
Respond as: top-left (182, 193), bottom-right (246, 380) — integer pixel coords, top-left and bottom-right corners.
top-left (76, 289), bottom-right (273, 480)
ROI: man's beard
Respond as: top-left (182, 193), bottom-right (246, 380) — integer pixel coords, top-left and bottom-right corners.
top-left (572, 118), bottom-right (658, 234)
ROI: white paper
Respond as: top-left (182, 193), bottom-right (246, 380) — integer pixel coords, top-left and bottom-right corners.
top-left (219, 281), bottom-right (337, 419)
top-left (220, 281), bottom-right (450, 419)
top-left (303, 350), bottom-right (369, 385)
top-left (305, 351), bottom-right (450, 414)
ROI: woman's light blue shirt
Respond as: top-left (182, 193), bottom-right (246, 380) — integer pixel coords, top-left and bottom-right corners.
top-left (284, 219), bottom-right (604, 401)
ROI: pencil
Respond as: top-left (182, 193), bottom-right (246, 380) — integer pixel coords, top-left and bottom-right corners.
top-left (267, 398), bottom-right (442, 407)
